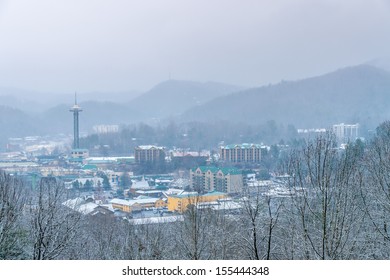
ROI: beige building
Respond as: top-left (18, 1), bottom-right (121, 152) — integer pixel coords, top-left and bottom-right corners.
top-left (190, 166), bottom-right (243, 194)
top-left (134, 145), bottom-right (165, 164)
top-left (220, 143), bottom-right (261, 163)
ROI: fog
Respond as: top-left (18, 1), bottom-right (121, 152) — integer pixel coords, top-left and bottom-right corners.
top-left (0, 0), bottom-right (389, 93)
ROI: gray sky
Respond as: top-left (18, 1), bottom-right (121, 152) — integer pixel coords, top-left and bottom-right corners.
top-left (0, 0), bottom-right (389, 93)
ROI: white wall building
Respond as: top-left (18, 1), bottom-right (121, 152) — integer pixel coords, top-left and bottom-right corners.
top-left (332, 123), bottom-right (359, 144)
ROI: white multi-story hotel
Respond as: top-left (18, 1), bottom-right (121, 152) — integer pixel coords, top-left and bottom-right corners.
top-left (332, 123), bottom-right (359, 143)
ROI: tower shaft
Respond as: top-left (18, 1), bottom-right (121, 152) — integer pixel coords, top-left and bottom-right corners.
top-left (70, 93), bottom-right (82, 149)
top-left (73, 110), bottom-right (80, 149)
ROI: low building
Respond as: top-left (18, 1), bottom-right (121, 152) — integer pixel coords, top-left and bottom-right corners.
top-left (167, 191), bottom-right (228, 213)
top-left (170, 150), bottom-right (209, 169)
top-left (110, 197), bottom-right (167, 213)
top-left (70, 148), bottom-right (89, 159)
top-left (135, 190), bottom-right (164, 198)
top-left (190, 166), bottom-right (244, 193)
top-left (84, 156), bottom-right (135, 168)
top-left (62, 197), bottom-right (114, 217)
top-left (69, 149), bottom-right (89, 164)
top-left (196, 198), bottom-right (242, 213)
top-left (130, 176), bottom-right (151, 194)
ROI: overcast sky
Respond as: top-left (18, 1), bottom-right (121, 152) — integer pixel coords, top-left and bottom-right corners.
top-left (0, 0), bottom-right (389, 93)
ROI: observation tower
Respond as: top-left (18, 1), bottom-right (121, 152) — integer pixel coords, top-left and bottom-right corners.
top-left (69, 93), bottom-right (82, 149)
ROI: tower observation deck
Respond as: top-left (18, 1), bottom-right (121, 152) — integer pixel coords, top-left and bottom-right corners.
top-left (70, 93), bottom-right (82, 149)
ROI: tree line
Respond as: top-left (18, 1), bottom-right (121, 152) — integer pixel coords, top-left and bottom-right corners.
top-left (79, 120), bottom-right (299, 155)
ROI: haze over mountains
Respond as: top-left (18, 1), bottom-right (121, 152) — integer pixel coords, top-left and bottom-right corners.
top-left (0, 80), bottom-right (245, 139)
top-left (181, 64), bottom-right (390, 129)
top-left (1, 62), bottom-right (390, 146)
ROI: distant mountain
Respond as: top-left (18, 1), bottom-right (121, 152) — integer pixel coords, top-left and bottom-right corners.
top-left (4, 68), bottom-right (390, 143)
top-left (180, 64), bottom-right (390, 129)
top-left (76, 90), bottom-right (142, 103)
top-left (37, 80), bottom-right (244, 134)
top-left (0, 87), bottom-right (49, 112)
top-left (40, 101), bottom-right (140, 135)
top-left (0, 105), bottom-right (42, 148)
top-left (0, 105), bottom-right (40, 135)
top-left (126, 80), bottom-right (246, 121)
top-left (0, 86), bottom-right (141, 113)
top-left (366, 57), bottom-right (390, 73)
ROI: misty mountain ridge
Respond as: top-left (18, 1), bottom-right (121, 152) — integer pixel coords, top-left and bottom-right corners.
top-left (2, 65), bottom-right (390, 146)
top-left (0, 86), bottom-right (142, 112)
top-left (39, 101), bottom-right (141, 135)
top-left (34, 80), bottom-right (245, 135)
top-left (180, 64), bottom-right (390, 129)
top-left (125, 79), bottom-right (246, 120)
top-left (366, 57), bottom-right (390, 73)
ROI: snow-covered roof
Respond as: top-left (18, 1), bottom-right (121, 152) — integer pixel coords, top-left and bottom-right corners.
top-left (110, 197), bottom-right (162, 206)
top-left (129, 215), bottom-right (184, 225)
top-left (171, 151), bottom-right (209, 157)
top-left (77, 202), bottom-right (100, 215)
top-left (62, 198), bottom-right (114, 215)
top-left (131, 177), bottom-right (150, 189)
top-left (197, 199), bottom-right (242, 211)
top-left (62, 197), bottom-right (85, 209)
top-left (136, 145), bottom-right (164, 150)
top-left (136, 190), bottom-right (163, 195)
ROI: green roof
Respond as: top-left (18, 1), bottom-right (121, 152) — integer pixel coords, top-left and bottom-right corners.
top-left (192, 166), bottom-right (219, 173)
top-left (192, 166), bottom-right (242, 175)
top-left (68, 158), bottom-right (84, 162)
top-left (155, 185), bottom-right (168, 190)
top-left (219, 167), bottom-right (242, 175)
top-left (82, 164), bottom-right (97, 170)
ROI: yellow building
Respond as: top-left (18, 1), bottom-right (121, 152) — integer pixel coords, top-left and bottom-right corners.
top-left (167, 191), bottom-right (228, 213)
top-left (110, 198), bottom-right (167, 213)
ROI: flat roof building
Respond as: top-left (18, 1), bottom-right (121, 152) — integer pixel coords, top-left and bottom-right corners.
top-left (134, 145), bottom-right (165, 164)
top-left (332, 123), bottom-right (359, 144)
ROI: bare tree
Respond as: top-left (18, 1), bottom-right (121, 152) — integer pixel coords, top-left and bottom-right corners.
top-left (206, 209), bottom-right (241, 259)
top-left (0, 171), bottom-right (27, 259)
top-left (28, 177), bottom-right (81, 260)
top-left (284, 132), bottom-right (364, 259)
top-left (361, 121), bottom-right (390, 258)
top-left (174, 195), bottom-right (213, 260)
top-left (239, 186), bottom-right (283, 260)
